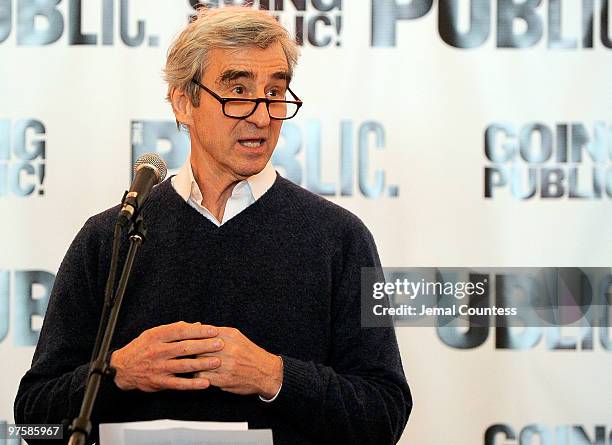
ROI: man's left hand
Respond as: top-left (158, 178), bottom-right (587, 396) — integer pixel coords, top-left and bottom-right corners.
top-left (194, 327), bottom-right (283, 399)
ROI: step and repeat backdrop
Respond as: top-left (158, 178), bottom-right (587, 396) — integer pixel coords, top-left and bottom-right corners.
top-left (1, 0), bottom-right (611, 443)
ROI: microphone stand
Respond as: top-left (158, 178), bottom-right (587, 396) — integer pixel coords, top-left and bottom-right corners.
top-left (68, 214), bottom-right (147, 445)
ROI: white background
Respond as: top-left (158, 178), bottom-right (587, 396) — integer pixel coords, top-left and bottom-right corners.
top-left (1, 1), bottom-right (611, 443)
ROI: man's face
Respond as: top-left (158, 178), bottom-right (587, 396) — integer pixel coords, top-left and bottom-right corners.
top-left (188, 42), bottom-right (289, 181)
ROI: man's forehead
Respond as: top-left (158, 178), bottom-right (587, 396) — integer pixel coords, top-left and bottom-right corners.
top-left (205, 44), bottom-right (289, 82)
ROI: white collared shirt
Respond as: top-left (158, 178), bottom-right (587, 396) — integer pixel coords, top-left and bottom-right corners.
top-left (171, 157), bottom-right (282, 402)
top-left (171, 158), bottom-right (276, 226)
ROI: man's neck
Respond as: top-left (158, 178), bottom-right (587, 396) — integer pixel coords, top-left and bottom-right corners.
top-left (191, 159), bottom-right (244, 223)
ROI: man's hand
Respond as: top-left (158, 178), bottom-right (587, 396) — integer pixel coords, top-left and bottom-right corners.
top-left (110, 321), bottom-right (224, 392)
top-left (194, 327), bottom-right (283, 399)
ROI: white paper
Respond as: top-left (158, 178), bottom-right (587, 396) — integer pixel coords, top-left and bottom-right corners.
top-left (123, 428), bottom-right (274, 445)
top-left (99, 419), bottom-right (248, 445)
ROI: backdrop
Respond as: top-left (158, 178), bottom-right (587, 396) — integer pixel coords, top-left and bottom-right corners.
top-left (1, 0), bottom-right (611, 444)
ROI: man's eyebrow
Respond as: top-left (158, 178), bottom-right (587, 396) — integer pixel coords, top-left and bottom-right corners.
top-left (218, 69), bottom-right (255, 84)
top-left (272, 71), bottom-right (292, 83)
top-left (216, 69), bottom-right (292, 85)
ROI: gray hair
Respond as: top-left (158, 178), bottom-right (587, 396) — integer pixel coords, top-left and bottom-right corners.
top-left (163, 6), bottom-right (300, 108)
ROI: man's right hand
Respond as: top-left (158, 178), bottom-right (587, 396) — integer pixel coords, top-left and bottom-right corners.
top-left (110, 321), bottom-right (223, 392)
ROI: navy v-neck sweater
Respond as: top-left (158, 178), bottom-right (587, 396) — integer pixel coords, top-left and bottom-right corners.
top-left (15, 174), bottom-right (412, 445)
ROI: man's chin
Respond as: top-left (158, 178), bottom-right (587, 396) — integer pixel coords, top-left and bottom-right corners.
top-left (230, 146), bottom-right (274, 178)
top-left (233, 161), bottom-right (269, 179)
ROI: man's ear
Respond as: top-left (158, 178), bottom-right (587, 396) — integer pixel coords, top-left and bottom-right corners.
top-left (170, 87), bottom-right (194, 127)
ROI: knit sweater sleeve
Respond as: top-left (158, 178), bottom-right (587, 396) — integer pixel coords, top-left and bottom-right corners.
top-left (268, 218), bottom-right (412, 444)
top-left (13, 216), bottom-right (121, 445)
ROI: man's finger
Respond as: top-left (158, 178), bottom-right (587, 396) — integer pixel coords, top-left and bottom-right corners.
top-left (160, 338), bottom-right (225, 359)
top-left (147, 321), bottom-right (219, 343)
top-left (156, 375), bottom-right (211, 391)
top-left (195, 372), bottom-right (231, 389)
top-left (163, 357), bottom-right (222, 374)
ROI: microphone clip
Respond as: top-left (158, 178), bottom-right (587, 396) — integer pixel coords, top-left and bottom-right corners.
top-left (128, 215), bottom-right (147, 243)
top-left (118, 190), bottom-right (138, 228)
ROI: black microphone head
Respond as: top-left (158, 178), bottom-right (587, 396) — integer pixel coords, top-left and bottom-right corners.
top-left (134, 153), bottom-right (168, 184)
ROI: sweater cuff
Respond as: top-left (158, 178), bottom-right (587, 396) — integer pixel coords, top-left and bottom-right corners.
top-left (70, 362), bottom-right (124, 412)
top-left (271, 355), bottom-right (324, 410)
top-left (69, 364), bottom-right (90, 408)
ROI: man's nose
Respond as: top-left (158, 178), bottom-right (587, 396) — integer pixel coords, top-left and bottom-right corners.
top-left (245, 101), bottom-right (271, 127)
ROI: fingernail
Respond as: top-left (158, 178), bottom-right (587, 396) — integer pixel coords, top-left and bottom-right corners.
top-left (213, 341), bottom-right (222, 348)
top-left (207, 328), bottom-right (217, 336)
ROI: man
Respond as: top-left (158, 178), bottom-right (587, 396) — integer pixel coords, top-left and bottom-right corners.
top-left (15, 6), bottom-right (412, 445)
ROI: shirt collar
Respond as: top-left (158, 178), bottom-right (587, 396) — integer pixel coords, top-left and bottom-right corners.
top-left (173, 156), bottom-right (276, 203)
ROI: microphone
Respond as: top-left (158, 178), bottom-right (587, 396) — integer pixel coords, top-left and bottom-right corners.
top-left (118, 153), bottom-right (168, 227)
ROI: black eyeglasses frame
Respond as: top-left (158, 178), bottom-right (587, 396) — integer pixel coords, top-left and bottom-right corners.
top-left (191, 78), bottom-right (303, 120)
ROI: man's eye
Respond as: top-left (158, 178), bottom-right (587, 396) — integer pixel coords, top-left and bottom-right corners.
top-left (267, 89), bottom-right (283, 98)
top-left (232, 86), bottom-right (245, 95)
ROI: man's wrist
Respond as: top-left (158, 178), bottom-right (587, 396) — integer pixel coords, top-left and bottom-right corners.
top-left (110, 350), bottom-right (133, 391)
top-left (258, 354), bottom-right (283, 400)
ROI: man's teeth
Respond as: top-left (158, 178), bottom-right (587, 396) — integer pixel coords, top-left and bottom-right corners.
top-left (240, 139), bottom-right (264, 147)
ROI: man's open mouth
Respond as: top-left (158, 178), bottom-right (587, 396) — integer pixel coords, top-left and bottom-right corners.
top-left (238, 139), bottom-right (265, 148)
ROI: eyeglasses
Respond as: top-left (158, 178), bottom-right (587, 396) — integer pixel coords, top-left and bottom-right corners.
top-left (191, 78), bottom-right (303, 120)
